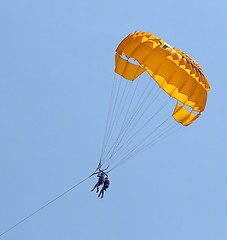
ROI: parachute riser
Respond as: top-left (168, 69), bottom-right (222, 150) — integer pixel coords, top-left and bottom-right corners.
top-left (92, 164), bottom-right (110, 177)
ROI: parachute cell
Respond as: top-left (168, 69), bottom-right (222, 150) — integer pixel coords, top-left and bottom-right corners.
top-left (172, 102), bottom-right (201, 126)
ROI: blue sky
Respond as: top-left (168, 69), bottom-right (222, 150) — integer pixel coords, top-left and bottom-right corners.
top-left (0, 0), bottom-right (227, 239)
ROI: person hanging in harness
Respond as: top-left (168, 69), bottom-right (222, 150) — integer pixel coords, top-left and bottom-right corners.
top-left (91, 173), bottom-right (105, 193)
top-left (98, 177), bottom-right (110, 199)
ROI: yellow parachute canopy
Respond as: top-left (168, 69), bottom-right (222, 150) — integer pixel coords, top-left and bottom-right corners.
top-left (115, 31), bottom-right (210, 126)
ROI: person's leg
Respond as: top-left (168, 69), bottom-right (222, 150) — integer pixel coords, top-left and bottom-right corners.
top-left (100, 188), bottom-right (106, 199)
top-left (91, 183), bottom-right (98, 192)
top-left (100, 192), bottom-right (104, 198)
top-left (98, 188), bottom-right (103, 197)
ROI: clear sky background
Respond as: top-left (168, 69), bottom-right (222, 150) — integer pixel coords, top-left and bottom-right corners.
top-left (0, 0), bottom-right (226, 239)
